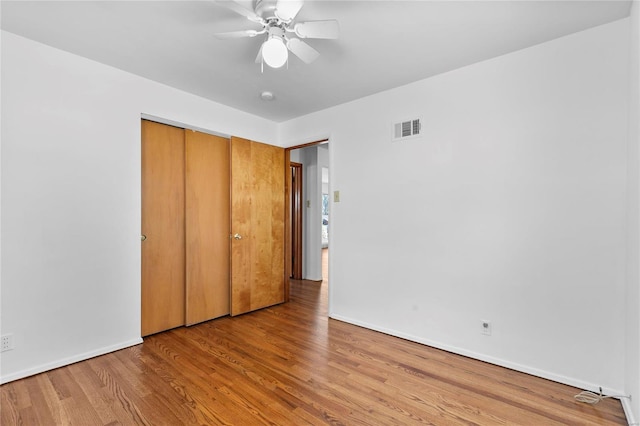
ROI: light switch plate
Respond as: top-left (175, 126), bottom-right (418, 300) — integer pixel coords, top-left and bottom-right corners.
top-left (334, 191), bottom-right (340, 202)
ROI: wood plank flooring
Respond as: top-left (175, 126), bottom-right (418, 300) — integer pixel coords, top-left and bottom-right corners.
top-left (1, 250), bottom-right (627, 425)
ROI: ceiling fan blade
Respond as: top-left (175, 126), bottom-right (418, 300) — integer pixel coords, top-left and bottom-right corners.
top-left (294, 20), bottom-right (339, 39)
top-left (215, 0), bottom-right (262, 23)
top-left (275, 0), bottom-right (304, 22)
top-left (255, 43), bottom-right (264, 63)
top-left (214, 29), bottom-right (260, 39)
top-left (287, 38), bottom-right (319, 64)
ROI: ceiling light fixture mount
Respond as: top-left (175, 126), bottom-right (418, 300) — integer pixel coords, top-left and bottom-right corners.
top-left (260, 91), bottom-right (275, 101)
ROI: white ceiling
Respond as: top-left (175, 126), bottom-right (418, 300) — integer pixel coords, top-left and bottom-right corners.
top-left (1, 1), bottom-right (632, 122)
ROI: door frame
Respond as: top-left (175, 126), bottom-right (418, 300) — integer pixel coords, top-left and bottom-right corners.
top-left (290, 162), bottom-right (303, 280)
top-left (284, 139), bottom-right (329, 301)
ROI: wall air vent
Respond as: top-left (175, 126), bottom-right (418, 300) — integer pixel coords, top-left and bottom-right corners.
top-left (392, 118), bottom-right (422, 142)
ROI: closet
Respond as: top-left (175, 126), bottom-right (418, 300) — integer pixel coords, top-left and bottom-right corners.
top-left (141, 120), bottom-right (230, 336)
top-left (141, 121), bottom-right (287, 336)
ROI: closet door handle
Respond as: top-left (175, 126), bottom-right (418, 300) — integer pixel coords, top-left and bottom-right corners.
top-left (233, 233), bottom-right (242, 240)
top-left (141, 235), bottom-right (147, 241)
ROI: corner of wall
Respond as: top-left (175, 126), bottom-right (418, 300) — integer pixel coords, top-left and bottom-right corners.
top-left (626, 1), bottom-right (640, 424)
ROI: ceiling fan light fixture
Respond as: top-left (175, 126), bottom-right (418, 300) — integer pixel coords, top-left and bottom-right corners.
top-left (262, 36), bottom-right (288, 68)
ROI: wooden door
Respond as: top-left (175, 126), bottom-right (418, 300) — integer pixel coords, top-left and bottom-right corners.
top-left (230, 137), bottom-right (285, 316)
top-left (185, 130), bottom-right (230, 325)
top-left (141, 120), bottom-right (185, 336)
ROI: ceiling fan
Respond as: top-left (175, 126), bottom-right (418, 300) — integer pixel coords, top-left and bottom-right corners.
top-left (214, 0), bottom-right (339, 69)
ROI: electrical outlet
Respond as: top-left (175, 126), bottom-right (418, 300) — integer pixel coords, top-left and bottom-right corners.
top-left (481, 320), bottom-right (492, 336)
top-left (1, 334), bottom-right (14, 352)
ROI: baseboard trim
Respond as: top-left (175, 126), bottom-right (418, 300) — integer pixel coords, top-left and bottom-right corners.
top-left (0, 338), bottom-right (143, 385)
top-left (291, 278), bottom-right (323, 285)
top-left (329, 314), bottom-right (626, 400)
top-left (621, 396), bottom-right (638, 426)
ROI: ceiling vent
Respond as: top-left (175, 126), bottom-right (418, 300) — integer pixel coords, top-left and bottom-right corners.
top-left (392, 118), bottom-right (422, 142)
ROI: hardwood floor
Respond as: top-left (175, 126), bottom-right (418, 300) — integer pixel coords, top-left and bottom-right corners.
top-left (1, 251), bottom-right (626, 425)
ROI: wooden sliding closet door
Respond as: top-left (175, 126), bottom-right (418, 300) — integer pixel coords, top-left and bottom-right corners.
top-left (142, 123), bottom-right (285, 331)
top-left (230, 137), bottom-right (285, 316)
top-left (141, 120), bottom-right (186, 336)
top-left (185, 131), bottom-right (230, 325)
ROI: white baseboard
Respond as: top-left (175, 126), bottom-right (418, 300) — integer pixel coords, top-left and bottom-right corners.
top-left (0, 338), bottom-right (143, 385)
top-left (329, 314), bottom-right (627, 404)
top-left (621, 396), bottom-right (638, 426)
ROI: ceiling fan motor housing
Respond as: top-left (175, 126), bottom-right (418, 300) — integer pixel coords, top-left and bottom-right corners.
top-left (255, 0), bottom-right (280, 21)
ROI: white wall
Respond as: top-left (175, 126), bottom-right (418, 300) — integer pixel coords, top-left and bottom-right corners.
top-left (0, 16), bottom-right (4, 372)
top-left (281, 19), bottom-right (630, 394)
top-left (0, 31), bottom-right (277, 383)
top-left (625, 1), bottom-right (640, 422)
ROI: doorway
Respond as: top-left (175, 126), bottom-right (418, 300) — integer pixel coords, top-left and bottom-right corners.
top-left (286, 140), bottom-right (329, 285)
